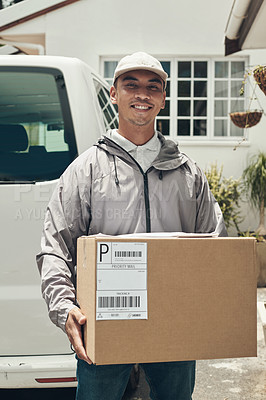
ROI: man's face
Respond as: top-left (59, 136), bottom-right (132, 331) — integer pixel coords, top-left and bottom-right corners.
top-left (110, 70), bottom-right (166, 129)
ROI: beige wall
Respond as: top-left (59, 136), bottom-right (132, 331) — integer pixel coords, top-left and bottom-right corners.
top-left (1, 0), bottom-right (266, 234)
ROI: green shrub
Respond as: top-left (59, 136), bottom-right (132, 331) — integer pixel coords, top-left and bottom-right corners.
top-left (242, 152), bottom-right (266, 236)
top-left (205, 163), bottom-right (242, 232)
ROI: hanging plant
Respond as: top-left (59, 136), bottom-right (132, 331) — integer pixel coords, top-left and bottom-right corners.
top-left (229, 110), bottom-right (263, 128)
top-left (253, 65), bottom-right (266, 96)
top-left (230, 65), bottom-right (265, 150)
top-left (230, 65), bottom-right (264, 129)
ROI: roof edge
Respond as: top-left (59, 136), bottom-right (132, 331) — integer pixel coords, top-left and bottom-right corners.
top-left (0, 0), bottom-right (80, 33)
top-left (238, 0), bottom-right (264, 50)
top-left (224, 0), bottom-right (264, 55)
top-left (224, 36), bottom-right (241, 56)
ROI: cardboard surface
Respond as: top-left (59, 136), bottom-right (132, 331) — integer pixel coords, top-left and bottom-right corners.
top-left (77, 237), bottom-right (257, 365)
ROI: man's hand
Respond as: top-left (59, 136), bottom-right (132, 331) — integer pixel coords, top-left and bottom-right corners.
top-left (65, 307), bottom-right (92, 364)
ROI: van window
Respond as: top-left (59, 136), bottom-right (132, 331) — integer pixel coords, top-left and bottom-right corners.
top-left (93, 79), bottom-right (118, 130)
top-left (0, 67), bottom-right (77, 183)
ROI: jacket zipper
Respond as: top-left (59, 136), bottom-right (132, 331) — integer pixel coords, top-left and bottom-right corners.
top-left (143, 172), bottom-right (151, 233)
top-left (98, 138), bottom-right (152, 233)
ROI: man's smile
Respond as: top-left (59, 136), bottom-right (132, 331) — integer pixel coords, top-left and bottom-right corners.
top-left (131, 104), bottom-right (153, 111)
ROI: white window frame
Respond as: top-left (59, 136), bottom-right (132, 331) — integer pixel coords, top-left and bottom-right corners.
top-left (93, 76), bottom-right (119, 130)
top-left (101, 55), bottom-right (249, 144)
top-left (100, 56), bottom-right (119, 87)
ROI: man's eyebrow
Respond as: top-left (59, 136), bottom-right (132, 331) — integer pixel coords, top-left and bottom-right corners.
top-left (148, 78), bottom-right (163, 86)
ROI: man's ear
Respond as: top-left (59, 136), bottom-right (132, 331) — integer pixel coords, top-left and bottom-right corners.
top-left (110, 86), bottom-right (117, 105)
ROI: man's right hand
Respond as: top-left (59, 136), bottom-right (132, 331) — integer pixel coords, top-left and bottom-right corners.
top-left (65, 307), bottom-right (92, 364)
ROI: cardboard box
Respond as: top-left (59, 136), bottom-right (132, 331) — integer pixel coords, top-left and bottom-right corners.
top-left (77, 236), bottom-right (257, 365)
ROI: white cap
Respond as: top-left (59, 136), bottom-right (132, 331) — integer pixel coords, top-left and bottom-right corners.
top-left (113, 52), bottom-right (168, 86)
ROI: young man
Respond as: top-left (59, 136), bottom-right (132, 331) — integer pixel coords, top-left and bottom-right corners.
top-left (37, 52), bottom-right (227, 400)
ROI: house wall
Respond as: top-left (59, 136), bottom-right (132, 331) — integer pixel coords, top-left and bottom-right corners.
top-left (1, 0), bottom-right (266, 234)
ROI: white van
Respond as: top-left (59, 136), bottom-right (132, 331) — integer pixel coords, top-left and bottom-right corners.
top-left (0, 55), bottom-right (118, 388)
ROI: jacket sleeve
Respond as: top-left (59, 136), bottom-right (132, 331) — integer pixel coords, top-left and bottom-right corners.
top-left (36, 162), bottom-right (91, 332)
top-left (195, 167), bottom-right (228, 237)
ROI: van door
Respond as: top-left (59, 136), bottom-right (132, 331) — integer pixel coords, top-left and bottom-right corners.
top-left (0, 66), bottom-right (77, 356)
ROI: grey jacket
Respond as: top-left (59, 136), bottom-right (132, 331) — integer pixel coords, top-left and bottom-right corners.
top-left (37, 131), bottom-right (227, 332)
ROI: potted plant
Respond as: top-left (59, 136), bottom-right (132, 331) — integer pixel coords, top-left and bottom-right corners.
top-left (239, 231), bottom-right (266, 287)
top-left (242, 152), bottom-right (266, 287)
top-left (229, 110), bottom-right (263, 129)
top-left (229, 65), bottom-right (264, 130)
top-left (205, 163), bottom-right (242, 232)
top-left (253, 65), bottom-right (266, 96)
top-left (240, 64), bottom-right (266, 97)
top-left (242, 152), bottom-right (266, 236)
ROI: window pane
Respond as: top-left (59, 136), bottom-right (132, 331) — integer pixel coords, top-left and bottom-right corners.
top-left (231, 80), bottom-right (242, 97)
top-left (110, 122), bottom-right (117, 129)
top-left (0, 68), bottom-right (77, 182)
top-left (178, 81), bottom-right (190, 97)
top-left (177, 119), bottom-right (190, 136)
top-left (160, 61), bottom-right (171, 77)
top-left (178, 62), bottom-right (191, 78)
top-left (230, 99), bottom-right (245, 112)
top-left (178, 100), bottom-right (190, 116)
top-left (231, 61), bottom-right (245, 78)
top-left (215, 62), bottom-right (228, 78)
top-left (194, 100), bottom-right (207, 116)
top-left (104, 61), bottom-right (118, 78)
top-left (165, 83), bottom-right (170, 97)
top-left (194, 62), bottom-right (207, 78)
top-left (156, 119), bottom-right (170, 135)
top-left (193, 120), bottom-right (207, 136)
top-left (104, 107), bottom-right (112, 124)
top-left (194, 81), bottom-right (207, 97)
top-left (215, 81), bottom-right (228, 97)
top-left (158, 100), bottom-right (170, 117)
top-left (214, 120), bottom-right (227, 136)
top-left (230, 121), bottom-right (244, 137)
top-left (215, 100), bottom-right (228, 117)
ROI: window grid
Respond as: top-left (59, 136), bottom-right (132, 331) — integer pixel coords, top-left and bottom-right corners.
top-left (101, 57), bottom-right (247, 140)
top-left (212, 60), bottom-right (245, 138)
top-left (176, 60), bottom-right (208, 137)
top-left (93, 78), bottom-right (119, 130)
top-left (156, 61), bottom-right (171, 136)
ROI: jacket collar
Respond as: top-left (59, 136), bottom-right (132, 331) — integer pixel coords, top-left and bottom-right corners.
top-left (153, 132), bottom-right (188, 170)
top-left (95, 130), bottom-right (188, 171)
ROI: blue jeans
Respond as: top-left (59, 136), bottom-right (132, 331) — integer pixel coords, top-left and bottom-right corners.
top-left (76, 359), bottom-right (196, 400)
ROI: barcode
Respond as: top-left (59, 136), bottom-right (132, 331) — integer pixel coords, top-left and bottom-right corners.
top-left (98, 296), bottom-right (141, 308)
top-left (115, 251), bottom-right (142, 258)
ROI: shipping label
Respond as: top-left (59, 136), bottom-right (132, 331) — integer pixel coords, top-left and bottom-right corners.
top-left (96, 242), bottom-right (147, 320)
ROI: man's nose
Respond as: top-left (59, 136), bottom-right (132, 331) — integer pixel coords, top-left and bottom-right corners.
top-left (134, 87), bottom-right (150, 100)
